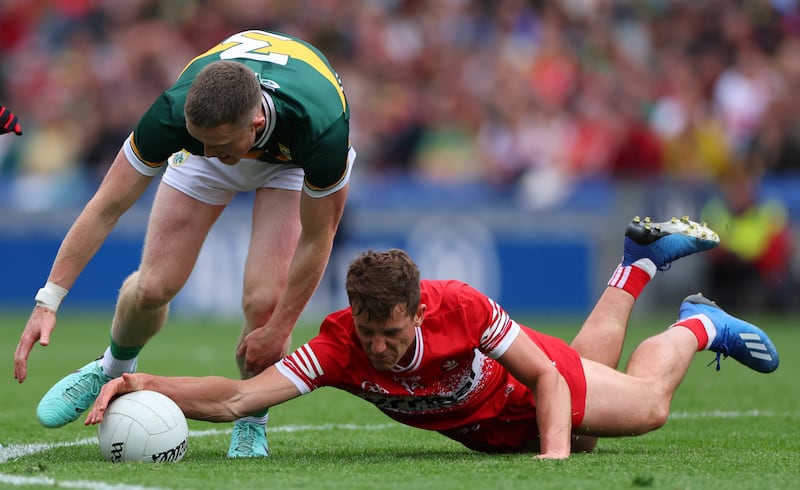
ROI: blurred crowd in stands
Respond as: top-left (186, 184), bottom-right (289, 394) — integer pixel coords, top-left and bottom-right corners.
top-left (1, 0), bottom-right (798, 311)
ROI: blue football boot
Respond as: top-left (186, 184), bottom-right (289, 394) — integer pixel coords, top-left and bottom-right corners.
top-left (228, 419), bottom-right (270, 458)
top-left (37, 358), bottom-right (113, 428)
top-left (623, 216), bottom-right (719, 271)
top-left (679, 294), bottom-right (779, 373)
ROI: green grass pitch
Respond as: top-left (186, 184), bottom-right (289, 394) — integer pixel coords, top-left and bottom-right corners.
top-left (1, 310), bottom-right (798, 489)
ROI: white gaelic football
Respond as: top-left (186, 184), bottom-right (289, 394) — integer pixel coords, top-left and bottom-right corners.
top-left (98, 390), bottom-right (189, 463)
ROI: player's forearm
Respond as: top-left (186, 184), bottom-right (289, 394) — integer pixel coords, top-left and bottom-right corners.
top-left (136, 373), bottom-right (253, 422)
top-left (533, 370), bottom-right (573, 459)
top-left (135, 368), bottom-right (300, 422)
top-left (47, 152), bottom-right (151, 289)
top-left (266, 230), bottom-right (333, 337)
top-left (47, 205), bottom-right (121, 289)
top-left (261, 187), bottom-right (346, 337)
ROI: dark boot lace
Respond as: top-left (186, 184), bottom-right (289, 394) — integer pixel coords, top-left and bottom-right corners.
top-left (707, 327), bottom-right (730, 372)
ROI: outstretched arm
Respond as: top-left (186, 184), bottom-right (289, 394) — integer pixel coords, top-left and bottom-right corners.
top-left (498, 332), bottom-right (573, 459)
top-left (14, 148), bottom-right (154, 382)
top-left (85, 364), bottom-right (302, 425)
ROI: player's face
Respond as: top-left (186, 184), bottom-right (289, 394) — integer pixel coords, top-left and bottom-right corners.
top-left (354, 305), bottom-right (421, 371)
top-left (186, 120), bottom-right (257, 165)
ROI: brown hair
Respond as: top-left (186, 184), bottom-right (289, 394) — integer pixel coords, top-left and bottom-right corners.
top-left (345, 249), bottom-right (421, 324)
top-left (184, 60), bottom-right (261, 129)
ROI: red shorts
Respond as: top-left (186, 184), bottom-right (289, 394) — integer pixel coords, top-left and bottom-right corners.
top-left (439, 327), bottom-right (587, 453)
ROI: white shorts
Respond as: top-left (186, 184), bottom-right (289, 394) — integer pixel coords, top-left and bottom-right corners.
top-left (160, 147), bottom-right (356, 206)
top-left (162, 153), bottom-right (304, 206)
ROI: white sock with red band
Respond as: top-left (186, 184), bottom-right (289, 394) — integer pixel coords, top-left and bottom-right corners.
top-left (608, 258), bottom-right (656, 299)
top-left (669, 314), bottom-right (716, 351)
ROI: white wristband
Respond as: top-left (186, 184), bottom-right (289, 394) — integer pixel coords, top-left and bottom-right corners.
top-left (35, 281), bottom-right (69, 312)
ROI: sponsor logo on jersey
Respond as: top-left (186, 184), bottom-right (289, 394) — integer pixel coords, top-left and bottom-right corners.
top-left (394, 375), bottom-right (424, 394)
top-left (258, 78), bottom-right (281, 91)
top-left (441, 359), bottom-right (459, 372)
top-left (278, 143), bottom-right (292, 161)
top-left (361, 381), bottom-right (389, 394)
top-left (168, 150), bottom-right (190, 167)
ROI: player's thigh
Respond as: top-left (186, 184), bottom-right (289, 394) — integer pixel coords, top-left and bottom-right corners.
top-left (139, 182), bottom-right (225, 290)
top-left (578, 358), bottom-right (659, 437)
top-left (243, 187), bottom-right (302, 297)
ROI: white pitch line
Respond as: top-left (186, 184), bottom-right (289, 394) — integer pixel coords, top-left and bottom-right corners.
top-left (0, 413), bottom-right (791, 489)
top-left (187, 422), bottom-right (398, 438)
top-left (0, 423), bottom-right (398, 490)
top-left (0, 412), bottom-right (790, 464)
top-left (0, 474), bottom-right (166, 490)
top-left (0, 437), bottom-right (97, 464)
top-left (668, 409), bottom-right (782, 419)
top-left (0, 423), bottom-right (399, 464)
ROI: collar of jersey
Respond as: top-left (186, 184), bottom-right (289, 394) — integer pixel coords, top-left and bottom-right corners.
top-left (252, 90), bottom-right (276, 150)
top-left (391, 326), bottom-right (424, 373)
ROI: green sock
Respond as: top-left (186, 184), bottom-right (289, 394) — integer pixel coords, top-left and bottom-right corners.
top-left (109, 337), bottom-right (143, 360)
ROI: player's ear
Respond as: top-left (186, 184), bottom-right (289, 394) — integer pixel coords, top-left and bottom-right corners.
top-left (414, 304), bottom-right (426, 325)
top-left (252, 105), bottom-right (266, 132)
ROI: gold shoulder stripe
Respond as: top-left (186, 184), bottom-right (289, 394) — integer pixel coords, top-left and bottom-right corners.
top-left (305, 145), bottom-right (353, 192)
top-left (129, 134), bottom-right (164, 168)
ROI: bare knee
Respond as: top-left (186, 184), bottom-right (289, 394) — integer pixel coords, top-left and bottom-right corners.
top-left (631, 400), bottom-right (671, 435)
top-left (584, 395), bottom-right (671, 437)
top-left (125, 271), bottom-right (180, 310)
top-left (648, 402), bottom-right (671, 432)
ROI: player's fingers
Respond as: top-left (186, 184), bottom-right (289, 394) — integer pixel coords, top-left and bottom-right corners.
top-left (245, 352), bottom-right (265, 374)
top-left (534, 453), bottom-right (570, 460)
top-left (85, 406), bottom-right (102, 425)
top-left (13, 346), bottom-right (24, 381)
top-left (87, 380), bottom-right (125, 424)
top-left (13, 362), bottom-right (26, 383)
top-left (39, 317), bottom-right (56, 346)
top-left (13, 337), bottom-right (36, 383)
top-left (85, 394), bottom-right (110, 425)
top-left (39, 331), bottom-right (50, 346)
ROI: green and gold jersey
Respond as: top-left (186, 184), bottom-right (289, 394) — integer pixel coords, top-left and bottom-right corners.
top-left (127, 30), bottom-right (351, 192)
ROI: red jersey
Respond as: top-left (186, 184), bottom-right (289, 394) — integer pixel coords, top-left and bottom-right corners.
top-left (276, 280), bottom-right (586, 453)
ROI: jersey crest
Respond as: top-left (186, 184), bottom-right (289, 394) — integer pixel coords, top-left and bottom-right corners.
top-left (278, 143), bottom-right (292, 161)
top-left (168, 150), bottom-right (190, 167)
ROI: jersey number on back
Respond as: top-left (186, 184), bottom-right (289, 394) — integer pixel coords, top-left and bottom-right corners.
top-left (219, 31), bottom-right (290, 65)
